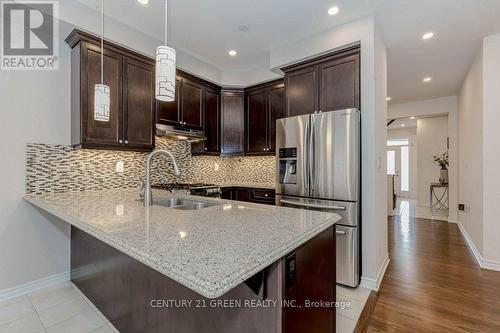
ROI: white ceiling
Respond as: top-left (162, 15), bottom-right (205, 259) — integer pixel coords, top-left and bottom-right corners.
top-left (78, 0), bottom-right (500, 102)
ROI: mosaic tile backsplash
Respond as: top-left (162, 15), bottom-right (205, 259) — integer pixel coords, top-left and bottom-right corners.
top-left (26, 138), bottom-right (275, 194)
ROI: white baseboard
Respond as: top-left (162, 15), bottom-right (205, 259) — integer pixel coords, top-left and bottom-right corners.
top-left (360, 255), bottom-right (390, 291)
top-left (457, 223), bottom-right (500, 272)
top-left (0, 271), bottom-right (70, 303)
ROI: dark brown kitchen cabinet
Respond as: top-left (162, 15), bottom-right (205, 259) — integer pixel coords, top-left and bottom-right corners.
top-left (285, 66), bottom-right (317, 117)
top-left (66, 29), bottom-right (155, 152)
top-left (245, 80), bottom-right (285, 155)
top-left (157, 73), bottom-right (211, 131)
top-left (283, 47), bottom-right (360, 117)
top-left (156, 76), bottom-right (182, 126)
top-left (246, 88), bottom-right (268, 154)
top-left (180, 78), bottom-right (203, 129)
top-left (319, 53), bottom-right (360, 112)
top-left (220, 90), bottom-right (245, 155)
top-left (123, 57), bottom-right (155, 150)
top-left (220, 187), bottom-right (275, 205)
top-left (80, 43), bottom-right (123, 149)
top-left (191, 86), bottom-right (221, 155)
top-left (268, 84), bottom-right (285, 152)
top-left (203, 88), bottom-right (220, 153)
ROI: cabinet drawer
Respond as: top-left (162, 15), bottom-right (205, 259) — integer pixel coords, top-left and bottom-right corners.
top-left (250, 189), bottom-right (275, 204)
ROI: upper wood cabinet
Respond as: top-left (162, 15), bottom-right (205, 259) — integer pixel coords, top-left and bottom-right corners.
top-left (203, 87), bottom-right (220, 153)
top-left (245, 80), bottom-right (285, 155)
top-left (156, 76), bottom-right (182, 126)
top-left (157, 72), bottom-right (217, 131)
top-left (283, 47), bottom-right (360, 117)
top-left (66, 29), bottom-right (155, 152)
top-left (220, 90), bottom-right (245, 155)
top-left (191, 86), bottom-right (221, 155)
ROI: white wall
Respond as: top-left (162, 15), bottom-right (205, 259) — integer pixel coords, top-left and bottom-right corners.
top-left (388, 96), bottom-right (457, 119)
top-left (481, 34), bottom-right (500, 264)
top-left (458, 48), bottom-right (483, 255)
top-left (416, 117), bottom-right (449, 207)
top-left (387, 128), bottom-right (417, 199)
top-left (270, 16), bottom-right (389, 289)
top-left (0, 36), bottom-right (71, 292)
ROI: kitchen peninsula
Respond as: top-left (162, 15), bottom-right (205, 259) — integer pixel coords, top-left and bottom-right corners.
top-left (25, 189), bottom-right (340, 333)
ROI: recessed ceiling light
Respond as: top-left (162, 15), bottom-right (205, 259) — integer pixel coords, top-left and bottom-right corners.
top-left (228, 50), bottom-right (237, 56)
top-left (423, 77), bottom-right (432, 83)
top-left (386, 97), bottom-right (391, 101)
top-left (410, 116), bottom-right (415, 120)
top-left (422, 32), bottom-right (434, 40)
top-left (328, 6), bottom-right (340, 15)
top-left (401, 124), bottom-right (406, 127)
top-left (137, 0), bottom-right (149, 5)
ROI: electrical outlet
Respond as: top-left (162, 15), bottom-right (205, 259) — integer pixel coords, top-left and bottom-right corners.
top-left (116, 160), bottom-right (124, 173)
top-left (115, 204), bottom-right (124, 216)
top-left (214, 162), bottom-right (220, 172)
top-left (458, 204), bottom-right (465, 211)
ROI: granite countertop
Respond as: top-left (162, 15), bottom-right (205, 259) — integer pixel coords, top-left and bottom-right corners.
top-left (25, 189), bottom-right (340, 299)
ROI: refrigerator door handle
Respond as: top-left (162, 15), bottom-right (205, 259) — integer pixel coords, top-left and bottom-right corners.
top-left (309, 115), bottom-right (315, 193)
top-left (303, 118), bottom-right (310, 191)
top-left (279, 199), bottom-right (347, 211)
top-left (335, 230), bottom-right (347, 235)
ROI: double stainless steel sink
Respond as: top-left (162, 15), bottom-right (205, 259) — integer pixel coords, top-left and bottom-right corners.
top-left (153, 197), bottom-right (221, 210)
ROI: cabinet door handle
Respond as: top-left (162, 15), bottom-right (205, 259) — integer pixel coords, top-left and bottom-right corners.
top-left (336, 230), bottom-right (346, 235)
top-left (124, 140), bottom-right (129, 144)
top-left (204, 147), bottom-right (207, 151)
top-left (118, 139), bottom-right (123, 144)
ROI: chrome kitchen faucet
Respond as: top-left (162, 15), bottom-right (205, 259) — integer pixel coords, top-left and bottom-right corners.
top-left (143, 149), bottom-right (181, 206)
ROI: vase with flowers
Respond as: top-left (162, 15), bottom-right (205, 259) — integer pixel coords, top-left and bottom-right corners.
top-left (433, 151), bottom-right (449, 184)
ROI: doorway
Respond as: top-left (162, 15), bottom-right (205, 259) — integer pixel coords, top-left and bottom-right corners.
top-left (387, 139), bottom-right (410, 198)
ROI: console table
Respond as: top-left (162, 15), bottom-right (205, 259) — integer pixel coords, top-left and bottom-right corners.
top-left (430, 183), bottom-right (449, 213)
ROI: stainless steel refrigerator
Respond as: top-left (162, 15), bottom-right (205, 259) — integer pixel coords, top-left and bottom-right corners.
top-left (275, 108), bottom-right (360, 287)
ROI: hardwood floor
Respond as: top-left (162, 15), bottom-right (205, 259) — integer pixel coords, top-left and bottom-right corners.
top-left (366, 215), bottom-right (500, 332)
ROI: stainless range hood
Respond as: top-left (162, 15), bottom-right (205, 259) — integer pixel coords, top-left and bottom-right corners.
top-left (156, 124), bottom-right (206, 142)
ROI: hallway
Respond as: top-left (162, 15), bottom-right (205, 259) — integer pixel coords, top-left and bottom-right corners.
top-left (366, 215), bottom-right (500, 332)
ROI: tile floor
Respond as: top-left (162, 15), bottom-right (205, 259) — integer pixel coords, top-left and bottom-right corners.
top-left (0, 282), bottom-right (117, 333)
top-left (0, 282), bottom-right (369, 333)
top-left (336, 285), bottom-right (371, 333)
top-left (393, 197), bottom-right (448, 221)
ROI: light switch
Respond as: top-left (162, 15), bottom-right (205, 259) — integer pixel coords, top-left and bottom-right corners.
top-left (116, 160), bottom-right (124, 173)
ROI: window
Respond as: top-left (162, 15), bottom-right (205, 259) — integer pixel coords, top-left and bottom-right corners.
top-left (387, 150), bottom-right (395, 175)
top-left (401, 146), bottom-right (409, 192)
top-left (387, 139), bottom-right (409, 146)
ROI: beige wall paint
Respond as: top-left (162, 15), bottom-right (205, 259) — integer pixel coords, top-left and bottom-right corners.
top-left (458, 48), bottom-right (484, 254)
top-left (416, 117), bottom-right (449, 207)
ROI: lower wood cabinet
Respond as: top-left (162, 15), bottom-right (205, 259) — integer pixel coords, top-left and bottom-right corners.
top-left (221, 187), bottom-right (275, 205)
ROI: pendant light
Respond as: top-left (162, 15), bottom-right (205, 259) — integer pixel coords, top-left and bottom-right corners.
top-left (94, 0), bottom-right (110, 122)
top-left (155, 0), bottom-right (176, 102)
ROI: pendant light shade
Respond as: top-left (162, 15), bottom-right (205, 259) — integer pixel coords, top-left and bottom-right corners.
top-left (94, 0), bottom-right (110, 122)
top-left (94, 84), bottom-right (110, 121)
top-left (155, 46), bottom-right (176, 102)
top-left (155, 0), bottom-right (176, 102)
